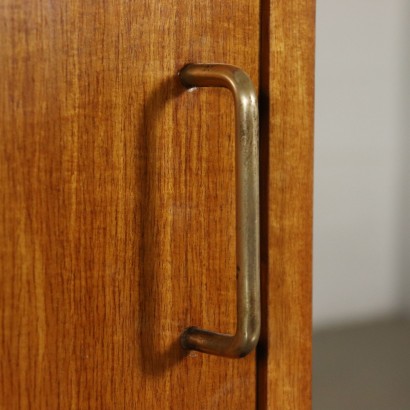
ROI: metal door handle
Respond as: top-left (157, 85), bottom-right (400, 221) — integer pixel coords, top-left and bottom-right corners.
top-left (179, 64), bottom-right (260, 358)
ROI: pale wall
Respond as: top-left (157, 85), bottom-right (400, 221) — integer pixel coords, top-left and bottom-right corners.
top-left (313, 0), bottom-right (408, 327)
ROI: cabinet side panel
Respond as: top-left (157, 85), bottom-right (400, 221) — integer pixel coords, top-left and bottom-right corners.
top-left (258, 0), bottom-right (315, 409)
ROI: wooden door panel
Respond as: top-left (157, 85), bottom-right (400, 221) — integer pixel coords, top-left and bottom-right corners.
top-left (0, 0), bottom-right (259, 408)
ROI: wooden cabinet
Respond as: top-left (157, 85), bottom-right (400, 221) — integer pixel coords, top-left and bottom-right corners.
top-left (0, 0), bottom-right (314, 408)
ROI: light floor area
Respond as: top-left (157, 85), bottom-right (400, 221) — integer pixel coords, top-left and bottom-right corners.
top-left (313, 317), bottom-right (410, 410)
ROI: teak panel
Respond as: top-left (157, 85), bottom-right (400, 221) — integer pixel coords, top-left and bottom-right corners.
top-left (258, 0), bottom-right (315, 409)
top-left (0, 0), bottom-right (259, 408)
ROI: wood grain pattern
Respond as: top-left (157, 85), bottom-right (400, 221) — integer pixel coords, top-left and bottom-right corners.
top-left (258, 0), bottom-right (315, 409)
top-left (0, 1), bottom-right (259, 408)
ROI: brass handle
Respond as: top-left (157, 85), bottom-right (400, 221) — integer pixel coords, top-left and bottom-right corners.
top-left (179, 64), bottom-right (260, 358)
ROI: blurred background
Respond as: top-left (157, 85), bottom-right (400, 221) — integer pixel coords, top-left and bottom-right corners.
top-left (313, 0), bottom-right (410, 408)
